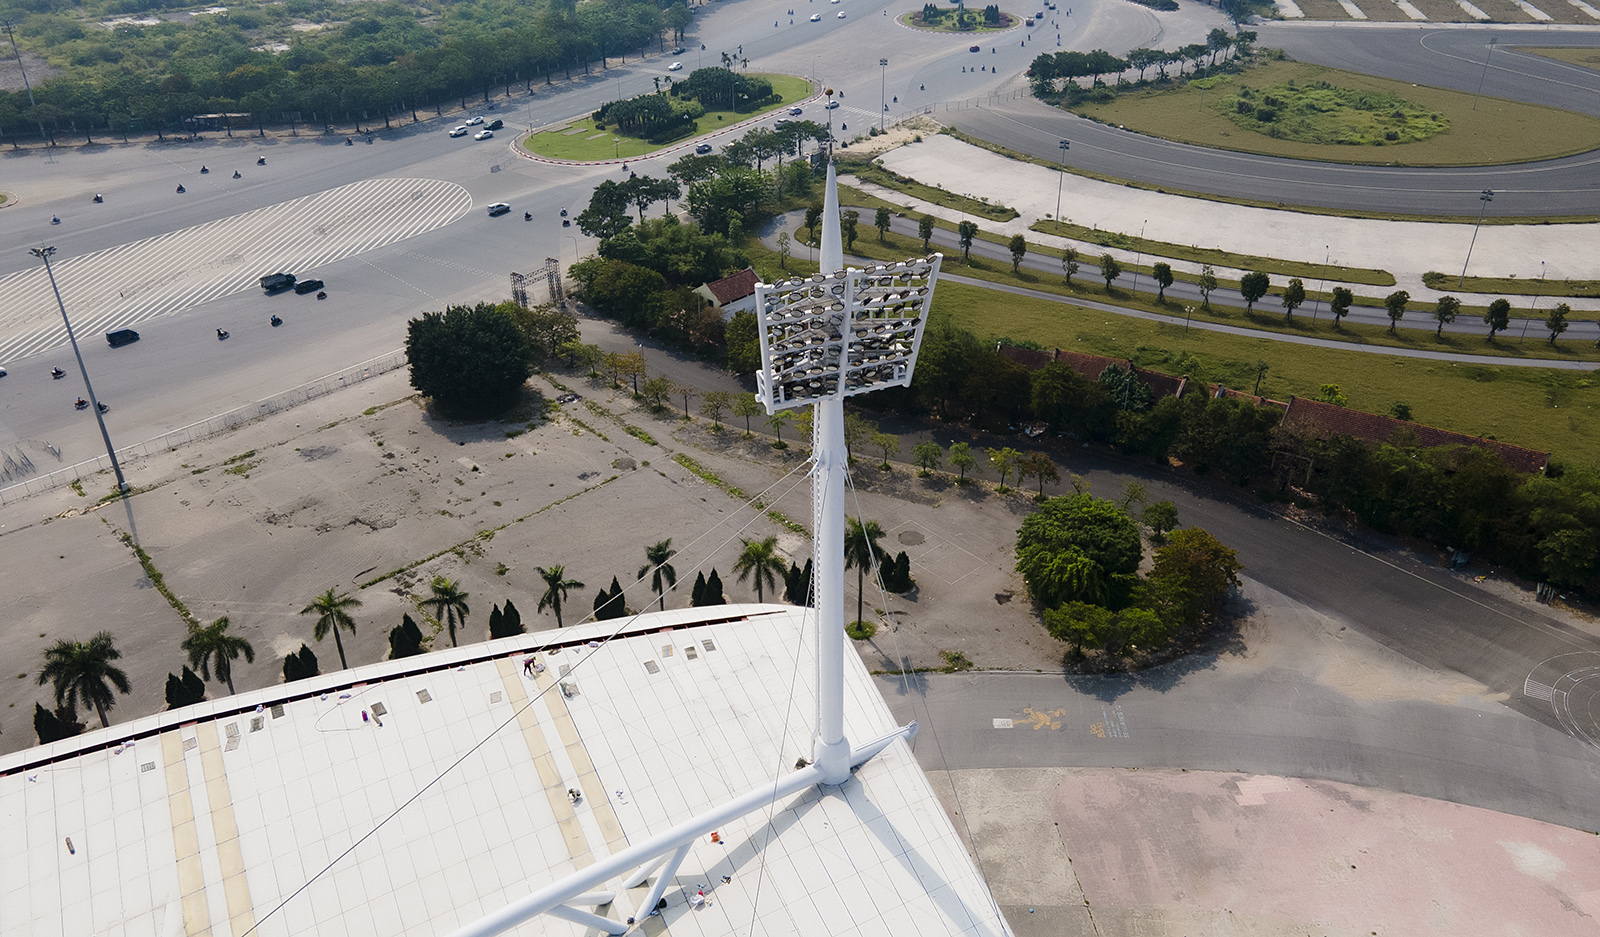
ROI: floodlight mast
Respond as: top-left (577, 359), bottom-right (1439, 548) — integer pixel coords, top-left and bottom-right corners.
top-left (444, 159), bottom-right (940, 937)
top-left (753, 158), bottom-right (943, 783)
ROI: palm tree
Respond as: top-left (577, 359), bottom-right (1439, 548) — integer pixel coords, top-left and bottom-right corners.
top-left (38, 631), bottom-right (131, 728)
top-left (733, 536), bottom-right (786, 603)
top-left (844, 517), bottom-right (887, 627)
top-left (537, 564), bottom-right (585, 627)
top-left (300, 587), bottom-right (363, 669)
top-left (181, 616), bottom-right (256, 696)
top-left (419, 576), bottom-right (471, 647)
top-left (639, 539), bottom-right (679, 611)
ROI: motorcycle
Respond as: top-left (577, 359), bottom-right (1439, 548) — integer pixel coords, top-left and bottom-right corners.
top-left (257, 157), bottom-right (266, 165)
top-left (92, 194), bottom-right (103, 203)
top-left (51, 216), bottom-right (60, 225)
top-left (270, 315), bottom-right (282, 327)
top-left (217, 328), bottom-right (229, 340)
top-left (562, 218), bottom-right (571, 227)
top-left (176, 184), bottom-right (186, 193)
top-left (52, 367), bottom-right (66, 379)
top-left (560, 208), bottom-right (568, 217)
top-left (524, 212), bottom-right (532, 221)
top-left (200, 165), bottom-right (209, 174)
top-left (97, 402), bottom-right (109, 413)
top-left (316, 291), bottom-right (327, 300)
top-left (345, 137), bottom-right (354, 146)
top-left (74, 398), bottom-right (88, 410)
top-left (233, 170), bottom-right (242, 179)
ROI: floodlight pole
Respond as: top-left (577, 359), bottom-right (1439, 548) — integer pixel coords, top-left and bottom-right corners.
top-left (1459, 188), bottom-right (1493, 288)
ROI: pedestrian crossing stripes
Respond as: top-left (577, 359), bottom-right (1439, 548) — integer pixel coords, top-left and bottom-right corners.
top-left (0, 178), bottom-right (472, 363)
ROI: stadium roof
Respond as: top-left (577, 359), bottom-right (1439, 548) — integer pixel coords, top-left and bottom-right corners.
top-left (0, 605), bottom-right (1011, 937)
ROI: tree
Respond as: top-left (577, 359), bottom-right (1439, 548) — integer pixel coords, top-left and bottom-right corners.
top-left (957, 220), bottom-right (979, 262)
top-left (419, 576), bottom-right (471, 647)
top-left (1281, 278), bottom-right (1305, 320)
top-left (872, 431), bottom-right (900, 470)
top-left (1099, 253), bottom-right (1122, 291)
top-left (1151, 262), bottom-right (1174, 302)
top-left (1239, 271), bottom-right (1270, 313)
top-left (700, 568), bottom-right (727, 605)
top-left (38, 631), bottom-right (131, 728)
top-left (406, 303), bottom-right (533, 416)
top-left (1484, 298), bottom-right (1511, 341)
top-left (1198, 263), bottom-right (1218, 308)
top-left (726, 310), bottom-right (761, 375)
top-left (1330, 286), bottom-right (1353, 328)
top-left (537, 565), bottom-right (585, 627)
top-left (1383, 289), bottom-right (1410, 333)
top-left (1252, 359), bottom-right (1269, 394)
top-left (1434, 294), bottom-right (1461, 338)
top-left (1141, 500), bottom-right (1180, 542)
top-left (282, 644), bottom-right (319, 682)
top-left (1020, 451), bottom-right (1060, 497)
top-left (593, 576), bottom-right (628, 620)
top-left (164, 666), bottom-right (208, 710)
top-left (641, 375), bottom-right (675, 410)
top-left (776, 231), bottom-right (791, 269)
top-left (300, 587), bottom-right (362, 670)
top-left (1388, 400), bottom-right (1414, 421)
top-left (1061, 246), bottom-right (1080, 284)
top-left (1008, 234), bottom-right (1028, 273)
top-left (804, 204), bottom-right (823, 243)
top-left (841, 209), bottom-right (860, 250)
top-left (701, 389), bottom-right (732, 428)
top-left (497, 600), bottom-right (524, 638)
top-left (1147, 527), bottom-right (1242, 626)
top-left (988, 446), bottom-right (1021, 491)
top-left (389, 614), bottom-right (426, 659)
top-left (508, 303), bottom-right (581, 366)
top-left (1548, 302), bottom-right (1570, 344)
top-left (949, 441), bottom-right (976, 481)
top-left (639, 539), bottom-right (679, 610)
top-left (1014, 493), bottom-right (1144, 610)
top-left (732, 392), bottom-right (763, 437)
top-left (734, 535), bottom-right (786, 602)
top-left (875, 206), bottom-right (892, 242)
top-left (844, 517), bottom-right (887, 627)
top-left (765, 410), bottom-right (790, 447)
top-left (1317, 383), bottom-right (1348, 407)
top-left (679, 385), bottom-right (699, 418)
top-left (912, 440), bottom-right (944, 476)
top-left (918, 215), bottom-right (935, 252)
top-left (181, 616), bottom-right (256, 696)
top-left (576, 179), bottom-right (633, 240)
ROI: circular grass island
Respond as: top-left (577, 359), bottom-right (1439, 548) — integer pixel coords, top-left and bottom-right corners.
top-left (898, 5), bottom-right (1023, 33)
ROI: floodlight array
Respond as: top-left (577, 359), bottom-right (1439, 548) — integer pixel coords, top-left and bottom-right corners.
top-left (754, 255), bottom-right (943, 412)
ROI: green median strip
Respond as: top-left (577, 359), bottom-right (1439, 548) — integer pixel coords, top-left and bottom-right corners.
top-left (844, 161), bottom-right (1019, 221)
top-left (1423, 271), bottom-right (1600, 299)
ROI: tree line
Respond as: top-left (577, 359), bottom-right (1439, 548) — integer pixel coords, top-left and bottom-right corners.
top-left (1028, 28), bottom-right (1257, 97)
top-left (0, 0), bottom-right (693, 142)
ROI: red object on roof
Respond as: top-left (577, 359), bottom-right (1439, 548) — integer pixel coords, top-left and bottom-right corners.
top-left (1281, 396), bottom-right (1548, 474)
top-left (704, 267), bottom-right (758, 306)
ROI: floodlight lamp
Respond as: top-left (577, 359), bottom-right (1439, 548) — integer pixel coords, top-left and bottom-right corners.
top-left (753, 256), bottom-right (943, 412)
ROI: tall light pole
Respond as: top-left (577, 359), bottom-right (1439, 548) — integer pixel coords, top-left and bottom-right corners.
top-left (1472, 37), bottom-right (1498, 111)
top-left (1459, 188), bottom-right (1493, 287)
top-left (1519, 260), bottom-right (1546, 342)
top-left (31, 246), bottom-right (129, 493)
top-left (3, 21), bottom-right (49, 146)
top-left (1311, 243), bottom-right (1329, 324)
top-left (879, 58), bottom-right (889, 131)
top-left (1054, 139), bottom-right (1070, 227)
top-left (1130, 219), bottom-right (1146, 295)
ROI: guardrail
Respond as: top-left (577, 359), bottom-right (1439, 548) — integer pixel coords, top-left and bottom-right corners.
top-left (0, 349), bottom-right (407, 505)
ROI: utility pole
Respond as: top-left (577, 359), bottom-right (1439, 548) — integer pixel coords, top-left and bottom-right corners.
top-left (1459, 189), bottom-right (1493, 288)
top-left (879, 58), bottom-right (888, 132)
top-left (31, 246), bottom-right (129, 494)
top-left (1054, 139), bottom-right (1070, 226)
top-left (1472, 37), bottom-right (1497, 111)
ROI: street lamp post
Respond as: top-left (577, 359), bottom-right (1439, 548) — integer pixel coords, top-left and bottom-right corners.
top-left (1053, 139), bottom-right (1070, 227)
top-left (1472, 37), bottom-right (1498, 111)
top-left (1459, 189), bottom-right (1493, 288)
top-left (879, 59), bottom-right (888, 132)
top-left (1519, 260), bottom-right (1546, 342)
top-left (30, 246), bottom-right (129, 493)
top-left (1130, 219), bottom-right (1146, 295)
top-left (1312, 244), bottom-right (1329, 324)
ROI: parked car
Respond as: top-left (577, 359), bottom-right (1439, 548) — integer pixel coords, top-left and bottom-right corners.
top-left (668, 61), bottom-right (683, 71)
top-left (474, 129), bottom-right (494, 140)
top-left (487, 202), bottom-right (511, 216)
top-left (106, 329), bottom-right (140, 348)
top-left (695, 143), bottom-right (714, 154)
top-left (449, 126), bottom-right (469, 137)
top-left (293, 278), bottom-right (325, 294)
top-left (465, 115), bottom-right (484, 126)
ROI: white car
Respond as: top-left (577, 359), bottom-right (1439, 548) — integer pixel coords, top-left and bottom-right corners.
top-left (465, 116), bottom-right (484, 126)
top-left (0, 366), bottom-right (7, 378)
top-left (474, 129), bottom-right (494, 140)
top-left (486, 202), bottom-right (511, 216)
top-left (825, 100), bottom-right (840, 109)
top-left (837, 10), bottom-right (846, 16)
top-left (810, 12), bottom-right (821, 20)
top-left (668, 61), bottom-right (683, 71)
top-left (449, 126), bottom-right (468, 137)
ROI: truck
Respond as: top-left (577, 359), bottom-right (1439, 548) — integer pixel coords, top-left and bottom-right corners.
top-left (260, 272), bottom-right (296, 293)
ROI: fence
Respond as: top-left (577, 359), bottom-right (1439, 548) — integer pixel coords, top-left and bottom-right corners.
top-left (0, 349), bottom-right (407, 505)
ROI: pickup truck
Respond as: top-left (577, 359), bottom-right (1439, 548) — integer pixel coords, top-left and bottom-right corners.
top-left (260, 272), bottom-right (296, 293)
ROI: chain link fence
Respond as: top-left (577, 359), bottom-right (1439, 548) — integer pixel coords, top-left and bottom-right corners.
top-left (0, 350), bottom-right (407, 505)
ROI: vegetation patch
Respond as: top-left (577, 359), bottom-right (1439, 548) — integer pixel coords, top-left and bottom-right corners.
top-left (846, 160), bottom-right (1019, 221)
top-left (1067, 60), bottom-right (1600, 167)
top-left (846, 620), bottom-right (878, 639)
top-left (901, 4), bottom-right (1019, 32)
top-left (1423, 270), bottom-right (1600, 299)
top-left (116, 531), bottom-right (199, 628)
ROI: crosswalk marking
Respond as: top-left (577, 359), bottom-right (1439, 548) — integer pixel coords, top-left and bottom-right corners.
top-left (0, 178), bottom-right (472, 362)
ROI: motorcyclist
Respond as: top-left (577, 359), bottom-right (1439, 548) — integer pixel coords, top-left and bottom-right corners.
top-left (217, 328), bottom-right (228, 339)
top-left (52, 367), bottom-right (65, 378)
top-left (233, 170), bottom-right (241, 179)
top-left (257, 157), bottom-right (266, 165)
top-left (177, 184), bottom-right (186, 193)
top-left (97, 402), bottom-right (108, 413)
top-left (201, 165), bottom-right (208, 173)
top-left (93, 194), bottom-right (103, 203)
top-left (75, 397), bottom-right (87, 408)
top-left (270, 315), bottom-right (282, 326)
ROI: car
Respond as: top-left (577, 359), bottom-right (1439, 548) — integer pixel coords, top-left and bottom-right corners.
top-left (487, 202), bottom-right (511, 216)
top-left (824, 100), bottom-right (840, 109)
top-left (774, 119), bottom-right (790, 129)
top-left (672, 46), bottom-right (686, 54)
top-left (449, 126), bottom-right (469, 137)
top-left (106, 329), bottom-right (140, 348)
top-left (810, 12), bottom-right (821, 20)
top-left (293, 278), bottom-right (325, 294)
top-left (0, 366), bottom-right (7, 378)
top-left (970, 45), bottom-right (981, 52)
top-left (474, 129), bottom-right (494, 140)
top-left (465, 116), bottom-right (484, 126)
top-left (668, 61), bottom-right (683, 71)
top-left (789, 106), bottom-right (804, 116)
top-left (837, 10), bottom-right (845, 16)
top-left (486, 118), bottom-right (503, 130)
top-left (695, 143), bottom-right (713, 154)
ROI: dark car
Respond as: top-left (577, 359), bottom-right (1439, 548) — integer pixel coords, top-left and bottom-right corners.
top-left (293, 278), bottom-right (325, 294)
top-left (260, 272), bottom-right (296, 293)
top-left (106, 328), bottom-right (140, 348)
top-left (672, 46), bottom-right (686, 54)
top-left (970, 45), bottom-right (981, 52)
top-left (487, 118), bottom-right (504, 130)
top-left (695, 143), bottom-right (713, 154)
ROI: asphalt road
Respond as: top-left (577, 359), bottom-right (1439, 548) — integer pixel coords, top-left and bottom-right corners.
top-left (945, 27), bottom-right (1600, 217)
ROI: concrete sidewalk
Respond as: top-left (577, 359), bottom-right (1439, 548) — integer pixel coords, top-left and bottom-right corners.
top-left (871, 133), bottom-right (1600, 311)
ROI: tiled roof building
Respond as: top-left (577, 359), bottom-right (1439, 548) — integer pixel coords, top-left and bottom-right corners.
top-left (1280, 396), bottom-right (1549, 474)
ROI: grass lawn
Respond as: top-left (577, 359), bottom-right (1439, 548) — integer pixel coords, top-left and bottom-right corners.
top-left (847, 161), bottom-right (1019, 220)
top-left (1518, 47), bottom-right (1600, 72)
top-left (1068, 59), bottom-right (1600, 167)
top-left (930, 280), bottom-right (1600, 465)
top-left (898, 10), bottom-right (1020, 31)
top-left (524, 73), bottom-right (811, 161)
top-left (1030, 219), bottom-right (1395, 286)
top-left (1423, 270), bottom-right (1600, 299)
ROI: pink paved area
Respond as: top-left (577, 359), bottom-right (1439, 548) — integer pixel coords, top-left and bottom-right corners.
top-left (1053, 768), bottom-right (1600, 936)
